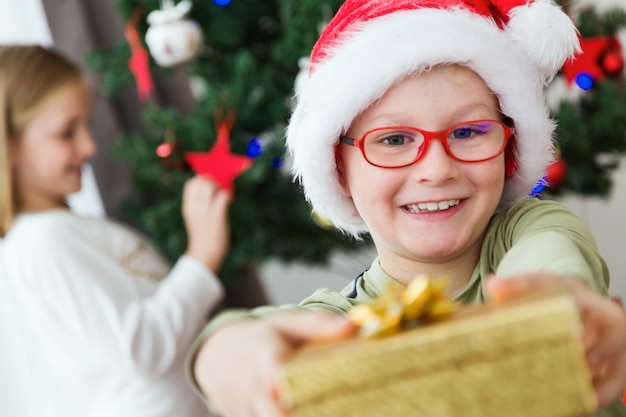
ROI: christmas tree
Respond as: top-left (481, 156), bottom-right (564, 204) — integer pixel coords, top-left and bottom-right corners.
top-left (89, 0), bottom-right (370, 285)
top-left (541, 1), bottom-right (626, 198)
top-left (89, 0), bottom-right (626, 286)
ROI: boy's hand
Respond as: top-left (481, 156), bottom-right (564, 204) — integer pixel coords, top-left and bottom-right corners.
top-left (487, 273), bottom-right (626, 409)
top-left (194, 311), bottom-right (356, 417)
top-left (182, 175), bottom-right (232, 271)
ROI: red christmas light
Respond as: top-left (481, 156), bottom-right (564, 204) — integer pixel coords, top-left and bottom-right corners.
top-left (156, 142), bottom-right (174, 158)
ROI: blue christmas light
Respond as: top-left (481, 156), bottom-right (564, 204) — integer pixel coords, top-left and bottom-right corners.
top-left (530, 183), bottom-right (545, 197)
top-left (272, 157), bottom-right (284, 169)
top-left (530, 177), bottom-right (548, 197)
top-left (575, 72), bottom-right (594, 91)
top-left (246, 138), bottom-right (262, 158)
top-left (213, 0), bottom-right (232, 6)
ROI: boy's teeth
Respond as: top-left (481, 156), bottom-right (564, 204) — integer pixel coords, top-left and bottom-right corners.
top-left (407, 200), bottom-right (460, 213)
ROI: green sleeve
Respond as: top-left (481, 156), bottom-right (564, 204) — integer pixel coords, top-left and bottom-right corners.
top-left (184, 275), bottom-right (367, 407)
top-left (488, 199), bottom-right (610, 294)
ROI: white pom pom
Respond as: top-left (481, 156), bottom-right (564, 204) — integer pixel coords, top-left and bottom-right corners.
top-left (506, 0), bottom-right (581, 83)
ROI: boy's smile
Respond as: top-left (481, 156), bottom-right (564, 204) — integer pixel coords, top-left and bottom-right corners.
top-left (404, 199), bottom-right (461, 214)
top-left (338, 65), bottom-right (506, 288)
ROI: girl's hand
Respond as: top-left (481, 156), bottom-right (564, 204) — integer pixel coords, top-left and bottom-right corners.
top-left (487, 273), bottom-right (626, 409)
top-left (194, 311), bottom-right (356, 417)
top-left (182, 175), bottom-right (232, 271)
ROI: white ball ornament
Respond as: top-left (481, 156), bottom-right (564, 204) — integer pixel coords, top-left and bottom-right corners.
top-left (145, 0), bottom-right (203, 67)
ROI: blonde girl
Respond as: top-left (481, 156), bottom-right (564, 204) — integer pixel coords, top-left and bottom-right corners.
top-left (0, 45), bottom-right (231, 417)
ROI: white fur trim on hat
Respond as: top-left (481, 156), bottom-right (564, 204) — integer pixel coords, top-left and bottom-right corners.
top-left (506, 0), bottom-right (581, 82)
top-left (287, 7), bottom-right (567, 237)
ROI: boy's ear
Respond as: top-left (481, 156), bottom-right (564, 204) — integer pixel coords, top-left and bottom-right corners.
top-left (504, 136), bottom-right (518, 178)
top-left (335, 144), bottom-right (352, 197)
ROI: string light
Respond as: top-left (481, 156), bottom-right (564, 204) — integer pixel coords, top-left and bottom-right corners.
top-left (272, 157), bottom-right (284, 169)
top-left (530, 181), bottom-right (546, 197)
top-left (246, 138), bottom-right (262, 157)
top-left (156, 143), bottom-right (174, 158)
top-left (575, 72), bottom-right (594, 91)
top-left (214, 0), bottom-right (232, 6)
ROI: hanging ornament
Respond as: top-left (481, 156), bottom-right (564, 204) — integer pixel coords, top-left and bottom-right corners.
top-left (600, 37), bottom-right (625, 77)
top-left (546, 157), bottom-right (567, 187)
top-left (125, 9), bottom-right (154, 100)
top-left (311, 211), bottom-right (334, 230)
top-left (185, 110), bottom-right (254, 192)
top-left (562, 36), bottom-right (612, 89)
top-left (145, 0), bottom-right (203, 67)
top-left (602, 51), bottom-right (624, 76)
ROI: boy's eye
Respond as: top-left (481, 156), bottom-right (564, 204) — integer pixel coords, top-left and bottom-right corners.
top-left (378, 133), bottom-right (414, 146)
top-left (449, 123), bottom-right (495, 140)
top-left (450, 127), bottom-right (474, 139)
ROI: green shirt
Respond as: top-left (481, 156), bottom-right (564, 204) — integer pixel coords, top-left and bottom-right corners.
top-left (188, 198), bottom-right (626, 416)
top-left (299, 197), bottom-right (609, 312)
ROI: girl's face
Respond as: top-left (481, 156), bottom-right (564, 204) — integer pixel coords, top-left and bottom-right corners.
top-left (337, 65), bottom-right (505, 285)
top-left (11, 82), bottom-right (96, 212)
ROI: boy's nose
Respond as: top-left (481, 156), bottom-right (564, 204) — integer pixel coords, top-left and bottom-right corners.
top-left (409, 140), bottom-right (458, 184)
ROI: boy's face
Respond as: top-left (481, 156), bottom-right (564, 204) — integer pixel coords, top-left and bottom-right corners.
top-left (337, 65), bottom-right (505, 284)
top-left (10, 82), bottom-right (96, 212)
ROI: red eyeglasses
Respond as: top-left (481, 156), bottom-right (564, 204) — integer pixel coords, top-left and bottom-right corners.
top-left (339, 119), bottom-right (514, 168)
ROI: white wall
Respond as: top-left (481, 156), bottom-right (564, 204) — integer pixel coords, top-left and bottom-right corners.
top-left (559, 166), bottom-right (626, 302)
top-left (0, 0), bottom-right (51, 45)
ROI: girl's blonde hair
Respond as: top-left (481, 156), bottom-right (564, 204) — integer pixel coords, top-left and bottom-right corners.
top-left (0, 45), bottom-right (83, 237)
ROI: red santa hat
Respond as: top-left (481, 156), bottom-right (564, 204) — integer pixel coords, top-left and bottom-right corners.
top-left (286, 0), bottom-right (580, 237)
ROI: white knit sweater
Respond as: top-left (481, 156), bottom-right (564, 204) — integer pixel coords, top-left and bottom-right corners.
top-left (0, 210), bottom-right (223, 417)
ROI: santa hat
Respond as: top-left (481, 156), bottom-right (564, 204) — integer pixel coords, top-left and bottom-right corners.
top-left (286, 0), bottom-right (580, 237)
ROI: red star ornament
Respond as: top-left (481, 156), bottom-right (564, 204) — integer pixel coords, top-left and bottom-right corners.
top-left (185, 114), bottom-right (254, 192)
top-left (562, 36), bottom-right (612, 87)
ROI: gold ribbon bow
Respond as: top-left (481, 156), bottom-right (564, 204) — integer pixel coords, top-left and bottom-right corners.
top-left (348, 274), bottom-right (458, 338)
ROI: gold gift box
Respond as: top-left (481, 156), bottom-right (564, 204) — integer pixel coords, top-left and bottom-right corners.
top-left (279, 292), bottom-right (597, 417)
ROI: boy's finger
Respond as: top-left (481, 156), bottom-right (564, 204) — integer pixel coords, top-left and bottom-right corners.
top-left (485, 275), bottom-right (539, 303)
top-left (486, 273), bottom-right (588, 304)
top-left (594, 361), bottom-right (626, 409)
top-left (267, 311), bottom-right (356, 343)
top-left (256, 399), bottom-right (292, 417)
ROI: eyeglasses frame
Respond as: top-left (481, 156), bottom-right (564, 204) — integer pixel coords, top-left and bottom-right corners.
top-left (339, 119), bottom-right (515, 169)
